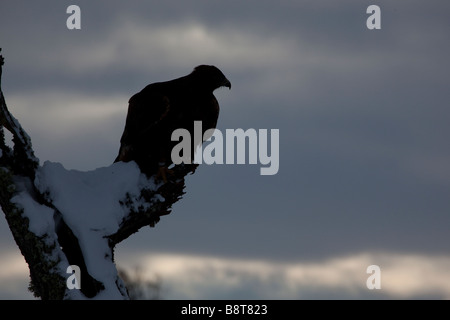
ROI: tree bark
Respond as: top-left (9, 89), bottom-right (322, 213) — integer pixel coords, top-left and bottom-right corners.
top-left (0, 49), bottom-right (197, 299)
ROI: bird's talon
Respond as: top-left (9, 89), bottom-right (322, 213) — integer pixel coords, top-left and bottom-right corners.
top-left (156, 166), bottom-right (175, 183)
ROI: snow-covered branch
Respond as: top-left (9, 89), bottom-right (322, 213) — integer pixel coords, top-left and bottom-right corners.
top-left (0, 49), bottom-right (197, 299)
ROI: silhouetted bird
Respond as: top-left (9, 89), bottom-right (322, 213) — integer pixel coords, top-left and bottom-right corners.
top-left (115, 65), bottom-right (231, 178)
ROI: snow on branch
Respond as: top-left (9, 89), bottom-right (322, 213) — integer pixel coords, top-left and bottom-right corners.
top-left (0, 49), bottom-right (198, 299)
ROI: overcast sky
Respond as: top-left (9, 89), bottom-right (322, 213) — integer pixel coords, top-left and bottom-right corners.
top-left (1, 1), bottom-right (450, 299)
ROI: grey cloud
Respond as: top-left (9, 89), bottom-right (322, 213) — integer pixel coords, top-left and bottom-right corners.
top-left (1, 0), bottom-right (450, 299)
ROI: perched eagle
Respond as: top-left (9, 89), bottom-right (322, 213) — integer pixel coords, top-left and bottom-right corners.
top-left (114, 65), bottom-right (231, 177)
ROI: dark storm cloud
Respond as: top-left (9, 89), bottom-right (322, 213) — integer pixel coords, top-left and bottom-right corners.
top-left (1, 0), bottom-right (450, 298)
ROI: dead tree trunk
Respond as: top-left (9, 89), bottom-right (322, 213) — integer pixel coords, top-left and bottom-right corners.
top-left (0, 49), bottom-right (197, 299)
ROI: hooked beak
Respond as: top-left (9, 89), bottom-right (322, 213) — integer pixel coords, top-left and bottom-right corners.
top-left (223, 78), bottom-right (231, 90)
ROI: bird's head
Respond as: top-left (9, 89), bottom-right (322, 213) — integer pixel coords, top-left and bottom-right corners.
top-left (192, 65), bottom-right (231, 91)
